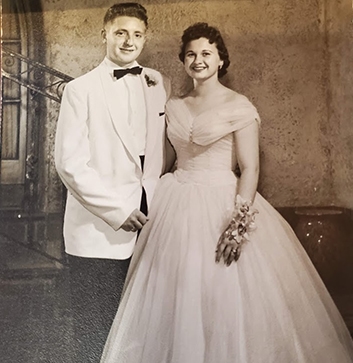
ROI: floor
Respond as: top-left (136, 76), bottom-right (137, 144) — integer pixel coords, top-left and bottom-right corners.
top-left (0, 212), bottom-right (74, 363)
top-left (0, 209), bottom-right (353, 363)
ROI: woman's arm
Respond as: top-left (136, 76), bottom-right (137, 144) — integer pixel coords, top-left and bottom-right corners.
top-left (215, 120), bottom-right (260, 265)
top-left (233, 121), bottom-right (260, 203)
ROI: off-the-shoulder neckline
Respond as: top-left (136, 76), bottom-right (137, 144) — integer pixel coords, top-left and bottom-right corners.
top-left (170, 96), bottom-right (245, 120)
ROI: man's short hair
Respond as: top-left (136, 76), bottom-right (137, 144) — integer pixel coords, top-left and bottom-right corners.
top-left (103, 2), bottom-right (148, 27)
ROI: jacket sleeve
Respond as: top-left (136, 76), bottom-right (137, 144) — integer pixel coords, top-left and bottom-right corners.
top-left (55, 81), bottom-right (136, 231)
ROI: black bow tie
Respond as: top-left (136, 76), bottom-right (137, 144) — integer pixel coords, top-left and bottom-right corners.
top-left (113, 66), bottom-right (142, 80)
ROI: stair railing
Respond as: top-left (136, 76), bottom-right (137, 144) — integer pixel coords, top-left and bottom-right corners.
top-left (2, 46), bottom-right (74, 103)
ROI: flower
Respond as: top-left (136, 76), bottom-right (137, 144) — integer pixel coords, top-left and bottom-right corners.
top-left (227, 195), bottom-right (258, 246)
top-left (144, 74), bottom-right (158, 87)
top-left (217, 195), bottom-right (258, 264)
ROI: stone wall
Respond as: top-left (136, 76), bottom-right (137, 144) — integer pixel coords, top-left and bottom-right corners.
top-left (35, 0), bottom-right (352, 211)
top-left (326, 1), bottom-right (353, 209)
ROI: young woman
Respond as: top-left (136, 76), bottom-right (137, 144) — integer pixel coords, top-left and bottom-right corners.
top-left (101, 23), bottom-right (353, 363)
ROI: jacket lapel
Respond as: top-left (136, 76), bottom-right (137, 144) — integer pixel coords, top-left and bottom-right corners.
top-left (98, 63), bottom-right (141, 167)
top-left (141, 69), bottom-right (158, 163)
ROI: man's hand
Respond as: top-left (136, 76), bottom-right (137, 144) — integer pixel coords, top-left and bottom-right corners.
top-left (121, 209), bottom-right (148, 232)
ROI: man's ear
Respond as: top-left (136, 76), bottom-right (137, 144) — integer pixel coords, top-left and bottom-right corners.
top-left (143, 28), bottom-right (149, 45)
top-left (101, 29), bottom-right (107, 43)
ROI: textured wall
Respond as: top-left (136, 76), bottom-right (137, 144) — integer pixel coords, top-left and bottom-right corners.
top-left (326, 1), bottom-right (353, 209)
top-left (38, 0), bottom-right (351, 211)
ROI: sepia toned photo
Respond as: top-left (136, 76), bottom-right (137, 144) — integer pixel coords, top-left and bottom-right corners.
top-left (1, 1), bottom-right (353, 362)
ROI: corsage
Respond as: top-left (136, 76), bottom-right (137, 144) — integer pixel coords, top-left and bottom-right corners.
top-left (222, 195), bottom-right (258, 261)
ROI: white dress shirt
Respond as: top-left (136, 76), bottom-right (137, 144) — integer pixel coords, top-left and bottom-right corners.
top-left (104, 57), bottom-right (147, 156)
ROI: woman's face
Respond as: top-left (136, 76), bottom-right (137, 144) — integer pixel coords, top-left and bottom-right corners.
top-left (183, 37), bottom-right (223, 81)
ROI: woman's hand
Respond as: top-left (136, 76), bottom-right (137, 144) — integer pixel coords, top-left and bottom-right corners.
top-left (215, 226), bottom-right (241, 266)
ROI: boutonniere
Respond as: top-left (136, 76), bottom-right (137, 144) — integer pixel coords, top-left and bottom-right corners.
top-left (144, 74), bottom-right (158, 87)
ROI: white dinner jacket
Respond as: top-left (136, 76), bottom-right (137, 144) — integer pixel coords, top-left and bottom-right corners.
top-left (55, 61), bottom-right (168, 259)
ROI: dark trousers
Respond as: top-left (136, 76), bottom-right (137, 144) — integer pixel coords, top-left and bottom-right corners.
top-left (67, 255), bottom-right (130, 363)
top-left (139, 155), bottom-right (148, 216)
top-left (68, 156), bottom-right (147, 362)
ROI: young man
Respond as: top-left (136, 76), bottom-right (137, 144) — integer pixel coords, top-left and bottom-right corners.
top-left (55, 3), bottom-right (169, 361)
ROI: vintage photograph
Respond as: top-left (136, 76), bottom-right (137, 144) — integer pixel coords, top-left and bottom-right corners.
top-left (1, 0), bottom-right (353, 362)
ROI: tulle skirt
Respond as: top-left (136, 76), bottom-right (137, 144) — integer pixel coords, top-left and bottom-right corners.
top-left (101, 169), bottom-right (353, 363)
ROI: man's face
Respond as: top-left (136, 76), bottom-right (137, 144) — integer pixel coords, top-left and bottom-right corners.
top-left (102, 16), bottom-right (147, 68)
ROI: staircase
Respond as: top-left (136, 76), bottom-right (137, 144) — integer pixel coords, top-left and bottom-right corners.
top-left (1, 48), bottom-right (73, 269)
top-left (2, 47), bottom-right (73, 103)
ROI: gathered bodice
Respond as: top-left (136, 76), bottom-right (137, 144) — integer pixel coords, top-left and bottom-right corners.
top-left (165, 96), bottom-right (260, 173)
top-left (170, 130), bottom-right (236, 172)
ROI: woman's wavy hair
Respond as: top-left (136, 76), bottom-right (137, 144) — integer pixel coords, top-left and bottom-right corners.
top-left (178, 22), bottom-right (230, 77)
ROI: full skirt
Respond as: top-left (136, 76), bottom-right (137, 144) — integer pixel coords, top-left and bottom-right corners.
top-left (101, 169), bottom-right (353, 363)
